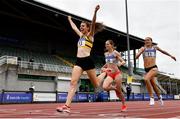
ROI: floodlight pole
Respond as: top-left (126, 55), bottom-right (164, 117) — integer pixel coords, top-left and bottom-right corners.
top-left (125, 0), bottom-right (132, 77)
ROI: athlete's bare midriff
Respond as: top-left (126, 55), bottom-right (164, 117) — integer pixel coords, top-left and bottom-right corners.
top-left (77, 47), bottom-right (91, 58)
top-left (106, 63), bottom-right (119, 73)
top-left (144, 57), bottom-right (156, 68)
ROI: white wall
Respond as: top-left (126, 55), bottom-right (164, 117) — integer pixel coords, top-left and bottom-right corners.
top-left (57, 80), bottom-right (70, 92)
top-left (132, 85), bottom-right (141, 94)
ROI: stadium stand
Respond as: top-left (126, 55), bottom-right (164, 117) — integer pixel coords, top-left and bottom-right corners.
top-left (54, 55), bottom-right (74, 67)
top-left (0, 46), bottom-right (64, 65)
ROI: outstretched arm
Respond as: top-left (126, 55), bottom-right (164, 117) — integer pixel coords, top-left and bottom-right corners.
top-left (156, 46), bottom-right (176, 61)
top-left (135, 47), bottom-right (145, 59)
top-left (89, 5), bottom-right (100, 37)
top-left (68, 16), bottom-right (82, 37)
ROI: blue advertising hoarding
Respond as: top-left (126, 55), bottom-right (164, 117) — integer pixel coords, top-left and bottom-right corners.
top-left (57, 92), bottom-right (98, 102)
top-left (162, 94), bottom-right (167, 100)
top-left (0, 93), bottom-right (2, 103)
top-left (96, 92), bottom-right (109, 101)
top-left (77, 93), bottom-right (88, 102)
top-left (143, 94), bottom-right (150, 100)
top-left (134, 94), bottom-right (144, 100)
top-left (57, 93), bottom-right (67, 102)
top-left (124, 94), bottom-right (134, 101)
top-left (167, 94), bottom-right (174, 100)
top-left (154, 95), bottom-right (158, 100)
top-left (102, 92), bottom-right (108, 101)
top-left (1, 91), bottom-right (175, 104)
top-left (141, 94), bottom-right (158, 100)
top-left (57, 92), bottom-right (78, 102)
top-left (88, 93), bottom-right (96, 102)
top-left (2, 92), bottom-right (32, 103)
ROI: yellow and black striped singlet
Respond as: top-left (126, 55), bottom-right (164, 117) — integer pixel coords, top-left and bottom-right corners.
top-left (78, 35), bottom-right (93, 49)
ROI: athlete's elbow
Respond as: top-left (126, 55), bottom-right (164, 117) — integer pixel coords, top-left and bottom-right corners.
top-left (121, 61), bottom-right (126, 66)
top-left (135, 55), bottom-right (139, 59)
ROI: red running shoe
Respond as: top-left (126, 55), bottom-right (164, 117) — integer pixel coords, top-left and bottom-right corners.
top-left (121, 105), bottom-right (127, 112)
top-left (56, 105), bottom-right (70, 113)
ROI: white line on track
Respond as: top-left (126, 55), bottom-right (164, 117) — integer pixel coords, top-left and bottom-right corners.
top-left (131, 110), bottom-right (180, 118)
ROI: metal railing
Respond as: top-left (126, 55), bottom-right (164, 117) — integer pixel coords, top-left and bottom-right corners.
top-left (0, 55), bottom-right (17, 66)
top-left (0, 55), bottom-right (73, 73)
top-left (1, 55), bottom-right (101, 73)
top-left (18, 61), bottom-right (72, 73)
top-left (0, 56), bottom-right (7, 66)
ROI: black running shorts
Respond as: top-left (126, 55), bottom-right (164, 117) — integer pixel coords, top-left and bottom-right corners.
top-left (75, 56), bottom-right (95, 71)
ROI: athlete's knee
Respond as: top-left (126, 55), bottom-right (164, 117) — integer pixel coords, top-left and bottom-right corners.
top-left (144, 77), bottom-right (150, 81)
top-left (102, 85), bottom-right (109, 91)
top-left (70, 79), bottom-right (78, 87)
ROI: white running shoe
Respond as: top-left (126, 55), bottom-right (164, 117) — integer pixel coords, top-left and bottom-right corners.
top-left (158, 95), bottom-right (164, 106)
top-left (149, 97), bottom-right (155, 106)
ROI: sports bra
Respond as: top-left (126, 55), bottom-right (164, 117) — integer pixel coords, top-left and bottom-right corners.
top-left (78, 35), bottom-right (93, 49)
top-left (143, 46), bottom-right (156, 58)
top-left (105, 50), bottom-right (118, 64)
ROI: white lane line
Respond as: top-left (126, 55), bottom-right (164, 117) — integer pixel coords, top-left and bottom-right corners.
top-left (98, 113), bottom-right (126, 117)
top-left (131, 110), bottom-right (180, 118)
top-left (0, 109), bottom-right (17, 112)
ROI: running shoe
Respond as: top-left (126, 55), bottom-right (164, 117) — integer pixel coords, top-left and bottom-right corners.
top-left (121, 105), bottom-right (127, 112)
top-left (149, 97), bottom-right (155, 106)
top-left (158, 95), bottom-right (164, 106)
top-left (56, 105), bottom-right (70, 113)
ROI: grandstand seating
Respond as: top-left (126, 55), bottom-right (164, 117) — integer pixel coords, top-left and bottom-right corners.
top-left (0, 46), bottom-right (142, 79)
top-left (57, 55), bottom-right (104, 70)
top-left (55, 55), bottom-right (74, 67)
top-left (0, 46), bottom-right (105, 73)
top-left (0, 46), bottom-right (65, 65)
top-left (93, 56), bottom-right (104, 69)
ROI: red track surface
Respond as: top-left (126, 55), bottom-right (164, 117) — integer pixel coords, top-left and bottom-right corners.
top-left (0, 100), bottom-right (180, 118)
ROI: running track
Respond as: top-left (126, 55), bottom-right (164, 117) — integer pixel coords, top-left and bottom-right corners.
top-left (0, 100), bottom-right (180, 118)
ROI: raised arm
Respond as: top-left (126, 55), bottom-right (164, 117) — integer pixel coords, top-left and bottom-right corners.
top-left (89, 5), bottom-right (100, 36)
top-left (68, 16), bottom-right (82, 37)
top-left (135, 47), bottom-right (145, 59)
top-left (155, 46), bottom-right (176, 61)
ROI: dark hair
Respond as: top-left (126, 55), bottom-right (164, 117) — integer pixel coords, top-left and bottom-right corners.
top-left (145, 37), bottom-right (153, 41)
top-left (81, 21), bottom-right (104, 34)
top-left (95, 22), bottom-right (104, 34)
top-left (105, 40), bottom-right (117, 52)
top-left (82, 21), bottom-right (90, 27)
top-left (107, 40), bottom-right (115, 47)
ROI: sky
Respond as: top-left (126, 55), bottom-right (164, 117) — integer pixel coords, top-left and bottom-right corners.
top-left (34, 0), bottom-right (180, 78)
